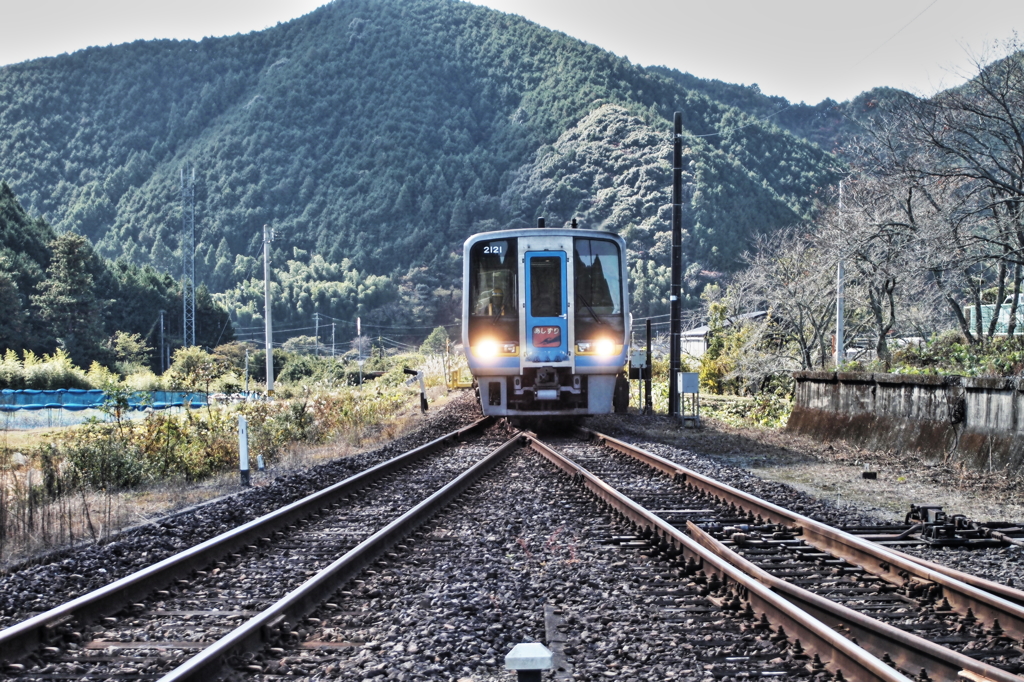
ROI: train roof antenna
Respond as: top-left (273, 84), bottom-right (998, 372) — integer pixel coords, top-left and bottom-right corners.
top-left (538, 217), bottom-right (545, 228)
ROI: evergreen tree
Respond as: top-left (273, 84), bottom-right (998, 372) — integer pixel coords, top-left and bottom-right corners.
top-left (32, 233), bottom-right (106, 363)
top-left (0, 270), bottom-right (26, 352)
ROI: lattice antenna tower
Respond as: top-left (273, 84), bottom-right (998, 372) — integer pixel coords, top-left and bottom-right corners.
top-left (181, 165), bottom-right (196, 348)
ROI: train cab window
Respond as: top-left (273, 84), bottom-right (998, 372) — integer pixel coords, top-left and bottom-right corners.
top-left (529, 256), bottom-right (563, 318)
top-left (469, 240), bottom-right (518, 318)
top-left (574, 239), bottom-right (622, 315)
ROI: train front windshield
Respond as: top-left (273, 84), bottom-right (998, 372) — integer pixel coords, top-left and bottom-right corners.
top-left (470, 240), bottom-right (518, 317)
top-left (574, 238), bottom-right (624, 340)
top-left (468, 239), bottom-right (520, 349)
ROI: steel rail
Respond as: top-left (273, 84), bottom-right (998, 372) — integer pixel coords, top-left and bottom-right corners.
top-left (525, 434), bottom-right (909, 682)
top-left (582, 428), bottom-right (1024, 642)
top-left (0, 417), bottom-right (491, 663)
top-left (882, 547), bottom-right (1024, 608)
top-left (158, 433), bottom-right (524, 682)
top-left (687, 521), bottom-right (1022, 682)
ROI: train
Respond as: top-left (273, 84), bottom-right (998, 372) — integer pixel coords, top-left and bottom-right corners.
top-left (462, 223), bottom-right (630, 418)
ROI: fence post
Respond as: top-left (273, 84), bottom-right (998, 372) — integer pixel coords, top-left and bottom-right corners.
top-left (238, 415), bottom-right (251, 487)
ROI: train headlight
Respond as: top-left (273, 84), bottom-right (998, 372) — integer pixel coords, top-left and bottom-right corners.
top-left (576, 342), bottom-right (592, 353)
top-left (476, 339), bottom-right (499, 359)
top-left (595, 339), bottom-right (616, 356)
top-left (474, 341), bottom-right (517, 358)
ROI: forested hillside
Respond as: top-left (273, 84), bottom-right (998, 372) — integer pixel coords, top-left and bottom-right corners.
top-left (648, 66), bottom-right (905, 153)
top-left (0, 0), bottom-right (842, 336)
top-left (0, 182), bottom-right (230, 365)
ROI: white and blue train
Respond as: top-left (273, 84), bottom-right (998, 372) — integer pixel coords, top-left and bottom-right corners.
top-left (462, 225), bottom-right (630, 417)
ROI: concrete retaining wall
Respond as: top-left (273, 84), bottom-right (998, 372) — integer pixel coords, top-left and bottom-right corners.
top-left (788, 371), bottom-right (1024, 471)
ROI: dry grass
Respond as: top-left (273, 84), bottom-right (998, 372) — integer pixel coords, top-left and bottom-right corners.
top-left (0, 385), bottom-right (458, 569)
top-left (1, 424), bottom-right (82, 451)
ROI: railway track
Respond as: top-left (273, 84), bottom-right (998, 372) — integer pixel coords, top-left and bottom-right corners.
top-left (0, 418), bottom-right (518, 680)
top-left (223, 441), bottom-right (821, 681)
top-left (3, 418), bottom-right (1022, 682)
top-left (533, 429), bottom-right (1024, 682)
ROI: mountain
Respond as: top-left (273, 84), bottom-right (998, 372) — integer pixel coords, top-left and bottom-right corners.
top-left (0, 0), bottom-right (843, 331)
top-left (648, 66), bottom-right (908, 153)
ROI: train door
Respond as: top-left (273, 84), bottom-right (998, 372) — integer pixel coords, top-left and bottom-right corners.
top-left (524, 251), bottom-right (569, 363)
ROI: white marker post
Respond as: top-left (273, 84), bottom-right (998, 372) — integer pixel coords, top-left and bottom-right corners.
top-left (505, 643), bottom-right (552, 682)
top-left (238, 415), bottom-right (250, 487)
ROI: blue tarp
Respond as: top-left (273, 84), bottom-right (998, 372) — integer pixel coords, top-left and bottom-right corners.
top-left (0, 389), bottom-right (207, 412)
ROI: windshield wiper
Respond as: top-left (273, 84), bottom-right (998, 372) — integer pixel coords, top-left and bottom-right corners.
top-left (575, 289), bottom-right (608, 327)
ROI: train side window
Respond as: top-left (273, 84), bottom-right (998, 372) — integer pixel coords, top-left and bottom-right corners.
top-left (469, 240), bottom-right (517, 317)
top-left (574, 239), bottom-right (622, 315)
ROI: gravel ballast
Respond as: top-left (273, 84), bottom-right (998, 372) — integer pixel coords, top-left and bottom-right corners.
top-left (244, 448), bottom-right (812, 682)
top-left (0, 392), bottom-right (485, 628)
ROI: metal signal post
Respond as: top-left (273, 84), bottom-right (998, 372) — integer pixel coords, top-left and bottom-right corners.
top-left (836, 180), bottom-right (846, 365)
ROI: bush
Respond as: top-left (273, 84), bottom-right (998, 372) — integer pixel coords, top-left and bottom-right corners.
top-left (166, 346), bottom-right (229, 392)
top-left (748, 391), bottom-right (792, 428)
top-left (0, 349), bottom-right (25, 389)
top-left (63, 437), bottom-right (148, 490)
top-left (889, 331), bottom-right (1024, 377)
top-left (124, 369), bottom-right (164, 391)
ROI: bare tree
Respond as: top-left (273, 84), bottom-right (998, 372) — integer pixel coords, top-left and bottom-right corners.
top-left (863, 41), bottom-right (1024, 344)
top-left (819, 174), bottom-right (948, 365)
top-left (737, 227), bottom-right (837, 370)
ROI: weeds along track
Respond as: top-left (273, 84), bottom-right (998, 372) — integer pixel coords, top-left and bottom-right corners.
top-left (0, 417), bottom-right (514, 678)
top-left (537, 430), bottom-right (1024, 682)
top-left (0, 393), bottom-right (487, 618)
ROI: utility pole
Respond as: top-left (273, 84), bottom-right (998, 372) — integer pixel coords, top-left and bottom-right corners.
top-left (331, 323), bottom-right (336, 358)
top-left (263, 224), bottom-right (275, 395)
top-left (158, 310), bottom-right (166, 373)
top-left (181, 166), bottom-right (196, 348)
top-left (314, 312), bottom-right (320, 356)
top-left (244, 348), bottom-right (250, 394)
top-left (357, 317), bottom-right (363, 385)
top-left (668, 111), bottom-right (683, 417)
top-left (645, 318), bottom-right (653, 415)
top-left (836, 180), bottom-right (846, 366)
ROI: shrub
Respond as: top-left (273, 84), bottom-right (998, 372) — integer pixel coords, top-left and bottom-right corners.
top-left (63, 436), bottom-right (149, 490)
top-left (0, 349), bottom-right (25, 389)
top-left (889, 331), bottom-right (1024, 377)
top-left (167, 346), bottom-right (229, 392)
top-left (22, 350), bottom-right (91, 389)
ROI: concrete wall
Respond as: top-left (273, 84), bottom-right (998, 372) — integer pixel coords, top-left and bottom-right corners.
top-left (788, 371), bottom-right (1024, 471)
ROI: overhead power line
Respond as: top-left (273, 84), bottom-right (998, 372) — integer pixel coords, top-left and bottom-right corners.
top-left (853, 0), bottom-right (939, 67)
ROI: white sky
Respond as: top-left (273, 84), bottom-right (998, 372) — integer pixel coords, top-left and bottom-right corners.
top-left (1, 0), bottom-right (1022, 104)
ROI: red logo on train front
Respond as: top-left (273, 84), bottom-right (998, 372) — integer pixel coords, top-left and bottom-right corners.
top-left (532, 326), bottom-right (561, 347)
